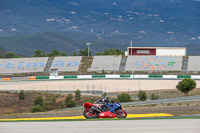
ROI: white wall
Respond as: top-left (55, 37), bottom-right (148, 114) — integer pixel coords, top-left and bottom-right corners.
top-left (156, 48), bottom-right (186, 56)
top-left (125, 51), bottom-right (128, 56)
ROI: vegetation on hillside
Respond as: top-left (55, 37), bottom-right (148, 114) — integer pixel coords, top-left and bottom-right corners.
top-left (0, 52), bottom-right (21, 58)
top-left (34, 49), bottom-right (67, 57)
top-left (0, 47), bottom-right (125, 58)
top-left (96, 48), bottom-right (124, 55)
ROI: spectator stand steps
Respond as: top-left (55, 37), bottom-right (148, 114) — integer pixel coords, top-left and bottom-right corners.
top-left (44, 57), bottom-right (54, 73)
top-left (79, 56), bottom-right (93, 74)
top-left (181, 56), bottom-right (189, 72)
top-left (119, 56), bottom-right (127, 72)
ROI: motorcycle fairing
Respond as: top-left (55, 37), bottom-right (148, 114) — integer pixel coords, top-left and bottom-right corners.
top-left (98, 111), bottom-right (116, 118)
top-left (105, 102), bottom-right (122, 113)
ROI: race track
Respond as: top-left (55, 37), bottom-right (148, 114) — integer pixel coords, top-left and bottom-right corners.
top-left (1, 79), bottom-right (200, 92)
top-left (0, 119), bottom-right (199, 133)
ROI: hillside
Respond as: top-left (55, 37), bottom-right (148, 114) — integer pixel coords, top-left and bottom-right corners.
top-left (0, 0), bottom-right (200, 55)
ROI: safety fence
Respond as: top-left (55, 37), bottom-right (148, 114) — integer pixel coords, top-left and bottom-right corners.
top-left (1, 75), bottom-right (200, 81)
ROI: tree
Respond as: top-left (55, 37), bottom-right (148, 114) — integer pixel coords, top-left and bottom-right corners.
top-left (47, 49), bottom-right (60, 56)
top-left (4, 52), bottom-right (16, 58)
top-left (0, 54), bottom-right (2, 58)
top-left (60, 52), bottom-right (67, 56)
top-left (74, 89), bottom-right (81, 100)
top-left (19, 90), bottom-right (25, 100)
top-left (137, 90), bottom-right (147, 101)
top-left (79, 47), bottom-right (91, 56)
top-left (73, 51), bottom-right (77, 56)
top-left (176, 78), bottom-right (196, 96)
top-left (34, 50), bottom-right (46, 57)
top-left (47, 49), bottom-right (67, 57)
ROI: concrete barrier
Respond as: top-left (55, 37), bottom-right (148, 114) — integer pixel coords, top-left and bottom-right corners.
top-left (2, 74), bottom-right (200, 81)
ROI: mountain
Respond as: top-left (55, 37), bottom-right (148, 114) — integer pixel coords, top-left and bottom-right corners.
top-left (0, 0), bottom-right (200, 56)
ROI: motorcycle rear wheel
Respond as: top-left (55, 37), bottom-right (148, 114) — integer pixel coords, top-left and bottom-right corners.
top-left (83, 109), bottom-right (98, 119)
top-left (115, 109), bottom-right (127, 118)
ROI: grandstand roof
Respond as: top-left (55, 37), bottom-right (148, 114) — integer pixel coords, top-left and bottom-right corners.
top-left (127, 47), bottom-right (186, 49)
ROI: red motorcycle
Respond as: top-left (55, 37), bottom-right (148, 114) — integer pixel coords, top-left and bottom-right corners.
top-left (83, 97), bottom-right (127, 118)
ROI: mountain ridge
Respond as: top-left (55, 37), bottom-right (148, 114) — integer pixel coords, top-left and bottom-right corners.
top-left (0, 0), bottom-right (199, 55)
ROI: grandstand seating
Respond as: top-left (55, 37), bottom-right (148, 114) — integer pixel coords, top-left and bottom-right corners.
top-left (50, 56), bottom-right (82, 72)
top-left (187, 56), bottom-right (200, 71)
top-left (0, 57), bottom-right (48, 73)
top-left (125, 56), bottom-right (183, 71)
top-left (88, 56), bottom-right (122, 71)
top-left (3, 55), bottom-right (200, 74)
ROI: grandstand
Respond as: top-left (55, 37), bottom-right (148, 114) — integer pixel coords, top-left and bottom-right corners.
top-left (50, 56), bottom-right (82, 72)
top-left (0, 57), bottom-right (48, 74)
top-left (88, 56), bottom-right (121, 71)
top-left (125, 56), bottom-right (183, 71)
top-left (187, 56), bottom-right (200, 71)
top-left (1, 55), bottom-right (200, 76)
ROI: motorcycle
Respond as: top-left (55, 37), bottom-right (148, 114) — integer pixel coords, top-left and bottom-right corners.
top-left (83, 97), bottom-right (127, 118)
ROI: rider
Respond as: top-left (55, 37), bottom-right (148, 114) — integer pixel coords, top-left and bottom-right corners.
top-left (95, 96), bottom-right (114, 111)
top-left (95, 96), bottom-right (114, 104)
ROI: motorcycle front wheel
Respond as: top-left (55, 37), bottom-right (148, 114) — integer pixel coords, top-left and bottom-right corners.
top-left (115, 109), bottom-right (127, 118)
top-left (83, 109), bottom-right (98, 119)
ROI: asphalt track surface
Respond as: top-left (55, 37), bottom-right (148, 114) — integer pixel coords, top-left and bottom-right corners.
top-left (0, 113), bottom-right (173, 121)
top-left (0, 119), bottom-right (199, 133)
top-left (1, 79), bottom-right (200, 92)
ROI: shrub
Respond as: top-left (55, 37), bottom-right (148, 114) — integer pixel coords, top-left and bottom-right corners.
top-left (167, 103), bottom-right (171, 106)
top-left (34, 96), bottom-right (44, 106)
top-left (74, 89), bottom-right (81, 100)
top-left (52, 95), bottom-right (57, 104)
top-left (31, 105), bottom-right (43, 112)
top-left (43, 101), bottom-right (49, 111)
top-left (19, 90), bottom-right (25, 100)
top-left (151, 94), bottom-right (158, 100)
top-left (65, 93), bottom-right (76, 107)
top-left (46, 93), bottom-right (51, 101)
top-left (117, 93), bottom-right (132, 102)
top-left (65, 94), bottom-right (73, 103)
top-left (137, 91), bottom-right (147, 101)
top-left (60, 103), bottom-right (65, 109)
top-left (66, 100), bottom-right (76, 107)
